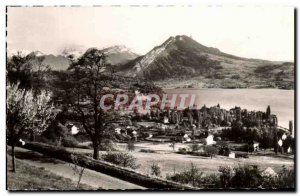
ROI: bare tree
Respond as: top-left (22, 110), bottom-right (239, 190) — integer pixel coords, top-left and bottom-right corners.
top-left (68, 49), bottom-right (114, 160)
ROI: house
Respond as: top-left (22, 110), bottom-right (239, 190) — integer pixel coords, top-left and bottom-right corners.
top-left (228, 152), bottom-right (235, 159)
top-left (248, 141), bottom-right (260, 152)
top-left (206, 135), bottom-right (216, 145)
top-left (175, 132), bottom-right (191, 143)
top-left (66, 123), bottom-right (80, 135)
top-left (163, 116), bottom-right (169, 124)
top-left (115, 127), bottom-right (121, 134)
top-left (261, 167), bottom-right (277, 177)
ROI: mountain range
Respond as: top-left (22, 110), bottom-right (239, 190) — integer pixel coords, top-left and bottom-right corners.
top-left (118, 35), bottom-right (294, 89)
top-left (7, 35), bottom-right (294, 89)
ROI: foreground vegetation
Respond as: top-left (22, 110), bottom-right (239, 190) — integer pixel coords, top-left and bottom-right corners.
top-left (166, 163), bottom-right (294, 189)
top-left (7, 155), bottom-right (93, 190)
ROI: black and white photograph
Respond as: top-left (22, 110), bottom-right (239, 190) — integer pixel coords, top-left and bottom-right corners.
top-left (5, 5), bottom-right (295, 191)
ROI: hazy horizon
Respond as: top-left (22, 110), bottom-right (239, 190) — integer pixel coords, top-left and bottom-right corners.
top-left (7, 6), bottom-right (294, 61)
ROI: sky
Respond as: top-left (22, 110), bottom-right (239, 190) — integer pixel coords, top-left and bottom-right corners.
top-left (7, 6), bottom-right (294, 61)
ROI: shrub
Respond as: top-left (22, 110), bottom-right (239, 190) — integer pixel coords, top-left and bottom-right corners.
top-left (190, 151), bottom-right (210, 157)
top-left (201, 174), bottom-right (222, 189)
top-left (189, 143), bottom-right (201, 152)
top-left (261, 165), bottom-right (295, 189)
top-left (140, 149), bottom-right (156, 153)
top-left (87, 139), bottom-right (116, 151)
top-left (204, 146), bottom-right (218, 158)
top-left (218, 165), bottom-right (294, 189)
top-left (219, 166), bottom-right (236, 188)
top-left (231, 144), bottom-right (249, 152)
top-left (178, 148), bottom-right (187, 155)
top-left (231, 74), bottom-right (241, 79)
top-left (100, 139), bottom-right (116, 151)
top-left (101, 152), bottom-right (140, 169)
top-left (217, 141), bottom-right (230, 156)
top-left (235, 152), bottom-right (249, 158)
top-left (61, 135), bottom-right (79, 148)
top-left (167, 163), bottom-right (204, 187)
top-left (74, 134), bottom-right (90, 142)
top-left (231, 165), bottom-right (262, 188)
top-left (219, 165), bottom-right (262, 188)
top-left (276, 166), bottom-right (295, 188)
top-left (35, 136), bottom-right (56, 145)
top-left (150, 162), bottom-right (161, 177)
top-left (127, 140), bottom-right (135, 151)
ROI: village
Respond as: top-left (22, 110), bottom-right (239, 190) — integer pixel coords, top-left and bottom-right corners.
top-left (59, 103), bottom-right (295, 179)
top-left (91, 104), bottom-right (294, 152)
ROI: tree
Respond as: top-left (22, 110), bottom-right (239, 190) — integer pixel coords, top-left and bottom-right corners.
top-left (170, 140), bottom-right (176, 151)
top-left (205, 146), bottom-right (218, 159)
top-left (67, 48), bottom-right (113, 160)
top-left (273, 128), bottom-right (279, 155)
top-left (289, 120), bottom-right (293, 136)
top-left (127, 140), bottom-right (135, 151)
top-left (260, 127), bottom-right (274, 150)
top-left (7, 83), bottom-right (56, 172)
top-left (187, 111), bottom-right (195, 141)
top-left (150, 162), bottom-right (161, 177)
top-left (7, 52), bottom-right (33, 89)
top-left (108, 63), bottom-right (116, 79)
top-left (7, 52), bottom-right (50, 92)
top-left (266, 105), bottom-right (271, 119)
top-left (69, 153), bottom-right (89, 188)
top-left (30, 54), bottom-right (51, 94)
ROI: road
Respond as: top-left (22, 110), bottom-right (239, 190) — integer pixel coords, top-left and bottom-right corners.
top-left (9, 147), bottom-right (145, 190)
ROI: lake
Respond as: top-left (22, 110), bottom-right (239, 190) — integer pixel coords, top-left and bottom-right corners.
top-left (164, 88), bottom-right (294, 128)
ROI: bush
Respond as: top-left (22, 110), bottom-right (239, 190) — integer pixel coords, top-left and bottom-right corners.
top-left (231, 165), bottom-right (262, 188)
top-left (219, 165), bottom-right (262, 188)
top-left (61, 135), bottom-right (80, 148)
top-left (167, 163), bottom-right (204, 187)
top-left (276, 166), bottom-right (295, 188)
top-left (87, 139), bottom-right (116, 151)
top-left (231, 74), bottom-right (241, 79)
top-left (262, 165), bottom-right (295, 189)
top-left (101, 152), bottom-right (140, 169)
top-left (191, 151), bottom-right (210, 157)
top-left (100, 139), bottom-right (116, 151)
top-left (218, 165), bottom-right (294, 189)
top-left (178, 148), bottom-right (187, 155)
top-left (232, 144), bottom-right (249, 152)
top-left (35, 136), bottom-right (57, 146)
top-left (217, 141), bottom-right (230, 156)
top-left (235, 152), bottom-right (249, 158)
top-left (189, 143), bottom-right (201, 152)
top-left (74, 134), bottom-right (90, 142)
top-left (140, 149), bottom-right (156, 153)
top-left (204, 146), bottom-right (218, 158)
top-left (150, 162), bottom-right (161, 177)
top-left (127, 140), bottom-right (135, 151)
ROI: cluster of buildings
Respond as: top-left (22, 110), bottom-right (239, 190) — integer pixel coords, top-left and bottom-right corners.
top-left (144, 104), bottom-right (280, 131)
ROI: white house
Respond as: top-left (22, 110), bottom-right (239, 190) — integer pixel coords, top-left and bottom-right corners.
top-left (206, 135), bottom-right (216, 145)
top-left (261, 167), bottom-right (277, 177)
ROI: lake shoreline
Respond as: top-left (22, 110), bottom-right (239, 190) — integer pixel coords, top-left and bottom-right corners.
top-left (163, 88), bottom-right (294, 129)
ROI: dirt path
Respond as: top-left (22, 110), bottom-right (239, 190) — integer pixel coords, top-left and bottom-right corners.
top-left (9, 147), bottom-right (145, 190)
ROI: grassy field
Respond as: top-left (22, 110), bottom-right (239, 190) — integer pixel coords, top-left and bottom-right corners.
top-left (7, 155), bottom-right (94, 191)
top-left (69, 142), bottom-right (294, 178)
